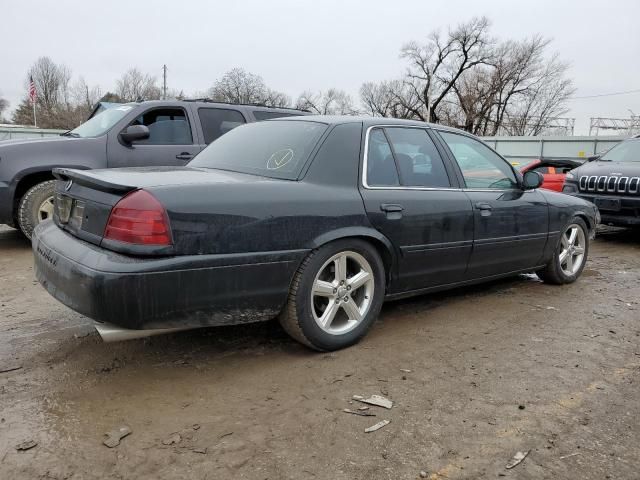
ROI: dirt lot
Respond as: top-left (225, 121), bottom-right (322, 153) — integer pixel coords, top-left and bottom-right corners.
top-left (1, 225), bottom-right (639, 479)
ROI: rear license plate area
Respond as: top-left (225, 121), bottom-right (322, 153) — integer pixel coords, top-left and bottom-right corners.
top-left (56, 193), bottom-right (72, 223)
top-left (595, 198), bottom-right (621, 212)
top-left (55, 194), bottom-right (85, 228)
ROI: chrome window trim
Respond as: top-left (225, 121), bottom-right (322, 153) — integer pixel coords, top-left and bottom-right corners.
top-left (361, 125), bottom-right (518, 193)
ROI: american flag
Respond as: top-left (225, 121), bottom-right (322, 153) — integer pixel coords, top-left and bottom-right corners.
top-left (28, 76), bottom-right (37, 104)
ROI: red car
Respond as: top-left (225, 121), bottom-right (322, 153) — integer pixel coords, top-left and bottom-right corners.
top-left (519, 159), bottom-right (582, 192)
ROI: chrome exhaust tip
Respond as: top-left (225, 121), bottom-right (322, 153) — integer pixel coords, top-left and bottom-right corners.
top-left (94, 322), bottom-right (193, 342)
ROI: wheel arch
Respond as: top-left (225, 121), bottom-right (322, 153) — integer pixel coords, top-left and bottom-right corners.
top-left (12, 165), bottom-right (91, 222)
top-left (307, 227), bottom-right (397, 288)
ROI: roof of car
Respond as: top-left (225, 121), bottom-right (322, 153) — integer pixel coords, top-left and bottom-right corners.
top-left (135, 99), bottom-right (308, 113)
top-left (274, 115), bottom-right (467, 134)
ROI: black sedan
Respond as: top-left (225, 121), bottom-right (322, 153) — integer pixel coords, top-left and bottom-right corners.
top-left (33, 116), bottom-right (599, 350)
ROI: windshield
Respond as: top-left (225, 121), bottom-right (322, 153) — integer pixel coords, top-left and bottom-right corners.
top-left (69, 105), bottom-right (135, 138)
top-left (190, 120), bottom-right (328, 179)
top-left (600, 139), bottom-right (640, 162)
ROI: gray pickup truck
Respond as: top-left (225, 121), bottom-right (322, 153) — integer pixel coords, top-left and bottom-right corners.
top-left (0, 100), bottom-right (308, 238)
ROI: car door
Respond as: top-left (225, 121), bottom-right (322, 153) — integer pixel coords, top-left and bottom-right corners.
top-left (107, 106), bottom-right (200, 168)
top-left (436, 130), bottom-right (549, 278)
top-left (359, 126), bottom-right (474, 293)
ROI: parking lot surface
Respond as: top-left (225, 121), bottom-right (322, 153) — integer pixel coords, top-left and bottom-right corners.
top-left (1, 225), bottom-right (639, 479)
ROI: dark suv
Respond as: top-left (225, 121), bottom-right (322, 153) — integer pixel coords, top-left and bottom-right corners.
top-left (0, 100), bottom-right (308, 238)
top-left (563, 134), bottom-right (640, 227)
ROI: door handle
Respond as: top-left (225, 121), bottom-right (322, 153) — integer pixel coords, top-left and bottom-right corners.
top-left (475, 202), bottom-right (492, 216)
top-left (176, 152), bottom-right (194, 161)
top-left (380, 204), bottom-right (404, 212)
top-left (475, 202), bottom-right (492, 210)
top-left (380, 203), bottom-right (404, 220)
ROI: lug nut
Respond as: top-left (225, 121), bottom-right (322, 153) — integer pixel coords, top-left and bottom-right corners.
top-left (347, 285), bottom-right (351, 290)
top-left (344, 296), bottom-right (349, 302)
top-left (333, 288), bottom-right (337, 294)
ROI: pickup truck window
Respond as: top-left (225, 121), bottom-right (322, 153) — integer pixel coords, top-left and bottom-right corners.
top-left (198, 108), bottom-right (246, 144)
top-left (130, 108), bottom-right (193, 145)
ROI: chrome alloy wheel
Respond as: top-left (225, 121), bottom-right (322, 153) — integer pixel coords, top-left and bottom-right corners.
top-left (559, 224), bottom-right (586, 276)
top-left (38, 196), bottom-right (55, 222)
top-left (311, 251), bottom-right (375, 335)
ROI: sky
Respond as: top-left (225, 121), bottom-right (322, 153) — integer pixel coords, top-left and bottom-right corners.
top-left (2, 0), bottom-right (639, 134)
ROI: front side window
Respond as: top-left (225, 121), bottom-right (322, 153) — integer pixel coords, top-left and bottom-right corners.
top-left (189, 120), bottom-right (327, 180)
top-left (198, 108), bottom-right (246, 144)
top-left (129, 108), bottom-right (192, 145)
top-left (439, 132), bottom-right (517, 189)
top-left (600, 139), bottom-right (640, 162)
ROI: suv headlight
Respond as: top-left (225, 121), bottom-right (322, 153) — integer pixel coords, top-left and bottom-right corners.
top-left (565, 171), bottom-right (576, 180)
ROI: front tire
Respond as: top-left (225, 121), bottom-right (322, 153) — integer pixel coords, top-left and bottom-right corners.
top-left (279, 239), bottom-right (386, 351)
top-left (537, 217), bottom-right (589, 285)
top-left (17, 180), bottom-right (56, 240)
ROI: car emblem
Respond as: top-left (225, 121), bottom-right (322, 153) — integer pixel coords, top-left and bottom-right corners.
top-left (65, 180), bottom-right (73, 191)
top-left (611, 173), bottom-right (622, 176)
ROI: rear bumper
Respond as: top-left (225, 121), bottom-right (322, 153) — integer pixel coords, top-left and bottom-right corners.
top-left (573, 193), bottom-right (640, 227)
top-left (33, 220), bottom-right (307, 330)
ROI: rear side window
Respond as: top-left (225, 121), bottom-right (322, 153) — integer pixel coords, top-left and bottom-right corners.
top-left (130, 108), bottom-right (192, 145)
top-left (366, 129), bottom-right (399, 186)
top-left (253, 111), bottom-right (296, 121)
top-left (384, 128), bottom-right (451, 187)
top-left (366, 127), bottom-right (451, 188)
top-left (198, 108), bottom-right (246, 144)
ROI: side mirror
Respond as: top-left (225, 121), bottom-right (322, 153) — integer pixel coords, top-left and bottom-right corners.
top-left (522, 170), bottom-right (543, 190)
top-left (119, 125), bottom-right (149, 144)
top-left (587, 155), bottom-right (600, 162)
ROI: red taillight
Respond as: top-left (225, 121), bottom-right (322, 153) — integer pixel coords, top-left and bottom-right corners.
top-left (104, 190), bottom-right (172, 246)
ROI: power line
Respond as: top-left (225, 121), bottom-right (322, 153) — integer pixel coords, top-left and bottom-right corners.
top-left (568, 88), bottom-right (640, 100)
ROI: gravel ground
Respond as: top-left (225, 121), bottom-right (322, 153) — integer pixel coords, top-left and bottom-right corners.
top-left (0, 224), bottom-right (639, 479)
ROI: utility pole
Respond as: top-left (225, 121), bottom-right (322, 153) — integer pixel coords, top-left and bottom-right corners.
top-left (162, 64), bottom-right (168, 100)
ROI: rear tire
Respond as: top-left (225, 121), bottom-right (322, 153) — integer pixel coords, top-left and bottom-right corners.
top-left (537, 217), bottom-right (589, 285)
top-left (17, 180), bottom-right (56, 240)
top-left (279, 239), bottom-right (385, 351)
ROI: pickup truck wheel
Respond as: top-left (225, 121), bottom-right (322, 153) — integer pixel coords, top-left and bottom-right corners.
top-left (537, 217), bottom-right (589, 285)
top-left (279, 239), bottom-right (385, 351)
top-left (17, 180), bottom-right (56, 240)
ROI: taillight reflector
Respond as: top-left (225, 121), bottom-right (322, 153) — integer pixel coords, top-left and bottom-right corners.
top-left (104, 190), bottom-right (172, 246)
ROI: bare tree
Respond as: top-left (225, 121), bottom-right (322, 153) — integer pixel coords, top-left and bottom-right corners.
top-left (360, 80), bottom-right (420, 118)
top-left (115, 68), bottom-right (162, 102)
top-left (295, 89), bottom-right (357, 115)
top-left (500, 54), bottom-right (575, 135)
top-left (0, 95), bottom-right (8, 123)
top-left (209, 68), bottom-right (290, 107)
top-left (72, 77), bottom-right (103, 111)
top-left (399, 16), bottom-right (494, 123)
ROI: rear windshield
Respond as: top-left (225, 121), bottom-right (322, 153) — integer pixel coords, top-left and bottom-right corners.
top-left (601, 139), bottom-right (640, 162)
top-left (189, 120), bottom-right (327, 179)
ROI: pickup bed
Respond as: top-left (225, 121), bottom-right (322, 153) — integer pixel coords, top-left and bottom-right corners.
top-left (0, 100), bottom-right (308, 238)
